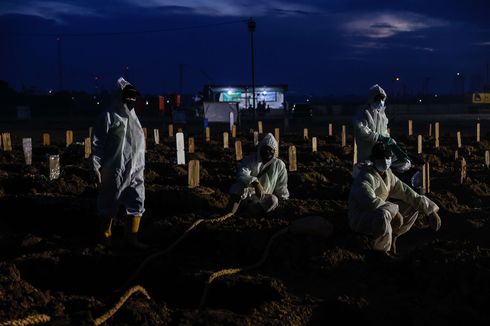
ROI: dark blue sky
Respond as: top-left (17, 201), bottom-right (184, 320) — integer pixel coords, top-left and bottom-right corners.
top-left (1, 0), bottom-right (489, 96)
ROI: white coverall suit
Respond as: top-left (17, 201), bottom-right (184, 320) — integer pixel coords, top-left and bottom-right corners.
top-left (92, 78), bottom-right (145, 218)
top-left (353, 85), bottom-right (390, 176)
top-left (230, 133), bottom-right (289, 213)
top-left (348, 165), bottom-right (438, 252)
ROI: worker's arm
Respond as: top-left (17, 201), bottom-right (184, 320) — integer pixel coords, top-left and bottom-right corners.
top-left (389, 172), bottom-right (438, 214)
top-left (351, 172), bottom-right (385, 210)
top-left (273, 160), bottom-right (289, 200)
top-left (92, 112), bottom-right (110, 171)
top-left (236, 155), bottom-right (258, 187)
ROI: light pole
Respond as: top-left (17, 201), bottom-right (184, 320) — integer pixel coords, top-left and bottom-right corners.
top-left (248, 18), bottom-right (256, 119)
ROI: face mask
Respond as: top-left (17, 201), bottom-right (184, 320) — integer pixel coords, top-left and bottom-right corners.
top-left (260, 146), bottom-right (274, 163)
top-left (371, 100), bottom-right (385, 110)
top-left (124, 99), bottom-right (136, 110)
top-left (375, 158), bottom-right (391, 172)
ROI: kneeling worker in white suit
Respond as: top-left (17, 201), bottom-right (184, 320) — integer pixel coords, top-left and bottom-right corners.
top-left (230, 133), bottom-right (289, 215)
top-left (348, 142), bottom-right (441, 255)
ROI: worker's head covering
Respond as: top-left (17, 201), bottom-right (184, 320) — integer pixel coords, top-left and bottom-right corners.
top-left (370, 142), bottom-right (392, 160)
top-left (113, 77), bottom-right (140, 111)
top-left (368, 84), bottom-right (387, 103)
top-left (258, 133), bottom-right (278, 152)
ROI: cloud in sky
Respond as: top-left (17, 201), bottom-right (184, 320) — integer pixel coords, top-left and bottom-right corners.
top-left (123, 0), bottom-right (319, 17)
top-left (343, 11), bottom-right (447, 39)
top-left (0, 1), bottom-right (103, 22)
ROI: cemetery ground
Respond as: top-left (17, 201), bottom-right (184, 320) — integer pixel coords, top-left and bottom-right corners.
top-left (0, 115), bottom-right (490, 325)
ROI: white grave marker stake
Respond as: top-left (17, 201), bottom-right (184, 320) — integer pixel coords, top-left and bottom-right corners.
top-left (312, 137), bottom-right (317, 153)
top-left (253, 131), bottom-right (259, 146)
top-left (22, 138), bottom-right (32, 165)
top-left (154, 129), bottom-right (160, 145)
top-left (49, 155), bottom-right (60, 180)
top-left (188, 160), bottom-right (200, 188)
top-left (235, 140), bottom-right (243, 161)
top-left (176, 132), bottom-right (186, 165)
top-left (229, 112), bottom-right (234, 132)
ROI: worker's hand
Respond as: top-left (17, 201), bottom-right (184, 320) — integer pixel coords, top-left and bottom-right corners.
top-left (93, 169), bottom-right (101, 185)
top-left (253, 181), bottom-right (265, 200)
top-left (427, 211), bottom-right (441, 231)
top-left (391, 212), bottom-right (404, 231)
top-left (377, 134), bottom-right (396, 145)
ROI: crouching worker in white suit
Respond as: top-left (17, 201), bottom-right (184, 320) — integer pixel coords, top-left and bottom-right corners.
top-left (229, 133), bottom-right (289, 215)
top-left (348, 142), bottom-right (441, 255)
top-left (92, 77), bottom-right (147, 249)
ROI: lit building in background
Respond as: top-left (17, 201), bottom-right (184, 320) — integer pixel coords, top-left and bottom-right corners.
top-left (203, 85), bottom-right (288, 110)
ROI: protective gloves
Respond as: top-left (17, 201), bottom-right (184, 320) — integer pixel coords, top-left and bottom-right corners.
top-left (377, 134), bottom-right (396, 145)
top-left (252, 180), bottom-right (265, 200)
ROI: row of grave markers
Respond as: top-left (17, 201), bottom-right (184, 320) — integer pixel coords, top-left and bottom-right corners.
top-left (2, 121), bottom-right (489, 188)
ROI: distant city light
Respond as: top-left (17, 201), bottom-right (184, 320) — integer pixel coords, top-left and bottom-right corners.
top-left (227, 90), bottom-right (233, 95)
top-left (96, 101), bottom-right (100, 105)
top-left (456, 72), bottom-right (460, 76)
top-left (145, 100), bottom-right (149, 105)
top-left (48, 89), bottom-right (53, 94)
top-left (434, 94), bottom-right (438, 98)
top-left (418, 99), bottom-right (422, 103)
top-left (306, 98), bottom-right (310, 102)
top-left (395, 77), bottom-right (400, 81)
top-left (166, 100), bottom-right (170, 103)
top-left (71, 97), bottom-right (75, 100)
top-left (93, 96), bottom-right (97, 99)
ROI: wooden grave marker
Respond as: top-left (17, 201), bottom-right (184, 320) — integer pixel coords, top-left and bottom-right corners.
top-left (353, 139), bottom-right (358, 165)
top-left (205, 127), bottom-right (211, 143)
top-left (312, 137), bottom-right (317, 153)
top-left (341, 125), bottom-right (347, 147)
top-left (274, 128), bottom-right (280, 143)
top-left (477, 122), bottom-right (481, 143)
top-left (485, 150), bottom-right (490, 169)
top-left (258, 121), bottom-right (263, 134)
top-left (188, 160), bottom-right (200, 188)
top-left (288, 145), bottom-right (297, 172)
top-left (328, 123), bottom-right (333, 137)
top-left (457, 131), bottom-right (462, 148)
top-left (408, 120), bottom-right (413, 136)
top-left (235, 140), bottom-right (243, 161)
top-left (422, 162), bottom-right (430, 194)
top-left (303, 128), bottom-right (309, 140)
top-left (168, 124), bottom-right (174, 138)
top-left (223, 132), bottom-right (229, 149)
top-left (435, 122), bottom-right (440, 148)
top-left (84, 138), bottom-right (91, 159)
top-left (232, 125), bottom-right (237, 138)
top-left (66, 130), bottom-right (73, 147)
top-left (428, 123), bottom-right (432, 137)
top-left (417, 135), bottom-right (423, 154)
top-left (188, 137), bottom-right (195, 153)
top-left (2, 133), bottom-right (12, 151)
top-left (43, 133), bottom-right (50, 146)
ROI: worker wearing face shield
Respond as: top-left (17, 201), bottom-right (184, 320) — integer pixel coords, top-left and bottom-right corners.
top-left (229, 133), bottom-right (289, 215)
top-left (92, 77), bottom-right (147, 249)
top-left (353, 84), bottom-right (411, 177)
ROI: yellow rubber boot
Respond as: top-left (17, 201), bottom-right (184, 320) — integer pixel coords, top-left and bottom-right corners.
top-left (125, 215), bottom-right (148, 250)
top-left (99, 217), bottom-right (113, 247)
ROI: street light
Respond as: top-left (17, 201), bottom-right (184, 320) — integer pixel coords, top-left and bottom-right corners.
top-left (248, 18), bottom-right (256, 118)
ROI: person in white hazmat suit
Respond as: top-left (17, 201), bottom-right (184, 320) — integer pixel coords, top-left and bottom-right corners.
top-left (92, 77), bottom-right (147, 249)
top-left (229, 133), bottom-right (289, 215)
top-left (348, 142), bottom-right (441, 255)
top-left (353, 84), bottom-right (411, 177)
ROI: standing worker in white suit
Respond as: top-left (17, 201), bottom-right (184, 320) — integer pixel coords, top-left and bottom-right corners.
top-left (92, 77), bottom-right (147, 249)
top-left (353, 84), bottom-right (411, 177)
top-left (348, 142), bottom-right (441, 256)
top-left (230, 133), bottom-right (289, 215)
